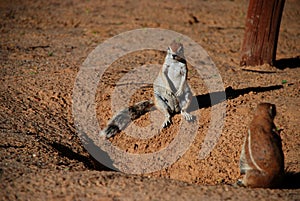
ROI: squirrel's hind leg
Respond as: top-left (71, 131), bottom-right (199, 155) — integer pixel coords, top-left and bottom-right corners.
top-left (154, 93), bottom-right (172, 128)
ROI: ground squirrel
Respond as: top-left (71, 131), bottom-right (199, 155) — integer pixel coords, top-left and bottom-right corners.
top-left (100, 40), bottom-right (193, 138)
top-left (238, 103), bottom-right (284, 188)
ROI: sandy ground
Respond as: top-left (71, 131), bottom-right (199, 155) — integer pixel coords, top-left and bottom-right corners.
top-left (0, 0), bottom-right (299, 200)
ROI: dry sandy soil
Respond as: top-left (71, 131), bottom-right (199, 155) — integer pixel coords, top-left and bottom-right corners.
top-left (1, 0), bottom-right (300, 200)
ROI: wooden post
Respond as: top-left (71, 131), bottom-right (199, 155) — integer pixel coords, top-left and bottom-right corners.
top-left (240, 0), bottom-right (285, 66)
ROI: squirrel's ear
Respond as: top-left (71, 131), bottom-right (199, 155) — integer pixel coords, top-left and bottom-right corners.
top-left (167, 47), bottom-right (171, 53)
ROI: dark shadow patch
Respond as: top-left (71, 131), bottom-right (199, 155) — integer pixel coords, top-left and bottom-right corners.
top-left (281, 171), bottom-right (300, 189)
top-left (38, 136), bottom-right (113, 171)
top-left (241, 69), bottom-right (279, 74)
top-left (0, 144), bottom-right (25, 149)
top-left (189, 85), bottom-right (283, 111)
top-left (224, 85), bottom-right (283, 100)
top-left (274, 56), bottom-right (300, 69)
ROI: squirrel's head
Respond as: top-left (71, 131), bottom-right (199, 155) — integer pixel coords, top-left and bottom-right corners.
top-left (167, 40), bottom-right (185, 61)
top-left (256, 102), bottom-right (277, 120)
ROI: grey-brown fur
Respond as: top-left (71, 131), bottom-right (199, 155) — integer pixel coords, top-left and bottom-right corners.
top-left (100, 100), bottom-right (154, 138)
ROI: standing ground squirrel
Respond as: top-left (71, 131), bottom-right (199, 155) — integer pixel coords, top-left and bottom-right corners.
top-left (100, 40), bottom-right (194, 138)
top-left (238, 103), bottom-right (284, 188)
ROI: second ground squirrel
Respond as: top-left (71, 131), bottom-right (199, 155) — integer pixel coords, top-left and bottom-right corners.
top-left (238, 103), bottom-right (284, 188)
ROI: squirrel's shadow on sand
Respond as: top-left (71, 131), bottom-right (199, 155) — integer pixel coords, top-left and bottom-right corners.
top-left (189, 84), bottom-right (283, 111)
top-left (281, 171), bottom-right (300, 189)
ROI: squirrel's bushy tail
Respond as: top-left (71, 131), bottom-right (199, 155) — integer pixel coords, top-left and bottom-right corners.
top-left (100, 100), bottom-right (154, 138)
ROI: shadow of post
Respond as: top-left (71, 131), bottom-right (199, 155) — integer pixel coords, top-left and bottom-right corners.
top-left (189, 85), bottom-right (283, 111)
top-left (274, 56), bottom-right (300, 69)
